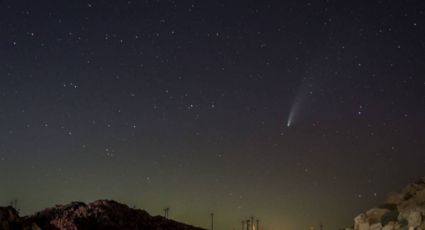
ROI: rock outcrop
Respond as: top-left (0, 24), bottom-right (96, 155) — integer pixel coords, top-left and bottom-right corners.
top-left (0, 200), bottom-right (205, 230)
top-left (353, 177), bottom-right (425, 230)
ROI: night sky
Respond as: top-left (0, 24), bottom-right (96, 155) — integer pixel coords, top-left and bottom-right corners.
top-left (1, 1), bottom-right (425, 229)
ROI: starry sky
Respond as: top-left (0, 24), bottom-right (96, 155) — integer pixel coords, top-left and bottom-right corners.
top-left (1, 1), bottom-right (425, 229)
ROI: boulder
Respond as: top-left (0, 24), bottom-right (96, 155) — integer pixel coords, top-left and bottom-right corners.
top-left (351, 177), bottom-right (425, 230)
top-left (382, 221), bottom-right (396, 230)
top-left (366, 208), bottom-right (390, 224)
top-left (370, 223), bottom-right (383, 230)
top-left (355, 213), bottom-right (368, 230)
top-left (407, 211), bottom-right (422, 227)
top-left (358, 222), bottom-right (370, 230)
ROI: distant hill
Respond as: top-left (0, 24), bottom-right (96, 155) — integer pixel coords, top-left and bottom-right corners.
top-left (0, 200), bottom-right (205, 230)
top-left (352, 177), bottom-right (425, 230)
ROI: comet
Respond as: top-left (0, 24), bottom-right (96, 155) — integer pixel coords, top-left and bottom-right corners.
top-left (286, 80), bottom-right (310, 127)
top-left (286, 98), bottom-right (301, 127)
top-left (286, 113), bottom-right (293, 127)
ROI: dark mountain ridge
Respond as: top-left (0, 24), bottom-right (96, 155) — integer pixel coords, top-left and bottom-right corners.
top-left (0, 200), bottom-right (205, 230)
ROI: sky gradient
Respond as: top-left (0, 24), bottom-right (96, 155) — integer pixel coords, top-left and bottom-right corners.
top-left (1, 1), bottom-right (425, 229)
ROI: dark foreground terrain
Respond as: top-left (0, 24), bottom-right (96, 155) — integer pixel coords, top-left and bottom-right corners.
top-left (0, 200), bottom-right (205, 230)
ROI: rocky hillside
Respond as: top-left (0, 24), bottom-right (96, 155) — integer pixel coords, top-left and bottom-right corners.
top-left (353, 177), bottom-right (425, 230)
top-left (0, 200), bottom-right (205, 230)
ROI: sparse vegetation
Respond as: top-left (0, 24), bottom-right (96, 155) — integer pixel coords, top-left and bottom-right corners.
top-left (415, 178), bottom-right (425, 185)
top-left (399, 218), bottom-right (408, 228)
top-left (403, 192), bottom-right (414, 200)
top-left (381, 210), bottom-right (399, 226)
top-left (378, 203), bottom-right (398, 211)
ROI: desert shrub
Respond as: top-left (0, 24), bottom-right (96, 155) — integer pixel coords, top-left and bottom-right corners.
top-left (381, 210), bottom-right (399, 226)
top-left (403, 193), bottom-right (413, 200)
top-left (399, 218), bottom-right (408, 227)
top-left (415, 178), bottom-right (425, 185)
top-left (378, 203), bottom-right (398, 211)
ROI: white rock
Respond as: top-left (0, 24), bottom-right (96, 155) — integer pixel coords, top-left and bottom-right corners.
top-left (355, 214), bottom-right (368, 230)
top-left (366, 208), bottom-right (390, 224)
top-left (382, 223), bottom-right (395, 230)
top-left (407, 211), bottom-right (422, 227)
top-left (370, 223), bottom-right (383, 230)
top-left (359, 223), bottom-right (370, 230)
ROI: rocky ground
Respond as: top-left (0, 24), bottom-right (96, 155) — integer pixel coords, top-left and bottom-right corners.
top-left (353, 177), bottom-right (425, 230)
top-left (0, 200), bottom-right (205, 230)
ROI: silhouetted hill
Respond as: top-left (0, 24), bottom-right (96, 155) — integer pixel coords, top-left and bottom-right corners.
top-left (0, 200), bottom-right (205, 230)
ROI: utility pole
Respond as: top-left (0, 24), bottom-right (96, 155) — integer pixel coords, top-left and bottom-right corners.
top-left (210, 213), bottom-right (214, 230)
top-left (163, 208), bottom-right (169, 219)
top-left (9, 199), bottom-right (18, 211)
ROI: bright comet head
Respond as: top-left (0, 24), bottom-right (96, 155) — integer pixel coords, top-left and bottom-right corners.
top-left (286, 120), bottom-right (291, 127)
